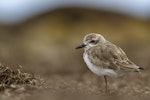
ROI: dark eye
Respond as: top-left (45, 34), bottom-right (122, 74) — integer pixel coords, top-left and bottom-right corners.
top-left (90, 40), bottom-right (95, 43)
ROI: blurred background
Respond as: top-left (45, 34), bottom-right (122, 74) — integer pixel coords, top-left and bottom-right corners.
top-left (0, 0), bottom-right (150, 99)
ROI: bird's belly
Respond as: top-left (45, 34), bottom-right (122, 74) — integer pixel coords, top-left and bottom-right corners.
top-left (83, 53), bottom-right (118, 77)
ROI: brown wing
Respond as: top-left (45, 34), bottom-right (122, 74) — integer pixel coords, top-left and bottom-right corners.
top-left (87, 42), bottom-right (139, 71)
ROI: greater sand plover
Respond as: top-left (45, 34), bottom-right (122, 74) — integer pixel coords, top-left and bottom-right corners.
top-left (76, 33), bottom-right (144, 92)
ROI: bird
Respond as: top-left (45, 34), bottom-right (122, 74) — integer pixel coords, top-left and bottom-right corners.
top-left (75, 33), bottom-right (144, 92)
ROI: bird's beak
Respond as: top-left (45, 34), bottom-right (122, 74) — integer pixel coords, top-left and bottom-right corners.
top-left (75, 44), bottom-right (86, 49)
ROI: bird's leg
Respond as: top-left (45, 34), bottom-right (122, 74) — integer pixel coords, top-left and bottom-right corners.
top-left (104, 75), bottom-right (108, 93)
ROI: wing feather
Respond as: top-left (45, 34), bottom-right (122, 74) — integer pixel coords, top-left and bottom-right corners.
top-left (87, 42), bottom-right (139, 71)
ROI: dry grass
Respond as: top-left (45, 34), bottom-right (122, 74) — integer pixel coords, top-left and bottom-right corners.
top-left (0, 64), bottom-right (46, 100)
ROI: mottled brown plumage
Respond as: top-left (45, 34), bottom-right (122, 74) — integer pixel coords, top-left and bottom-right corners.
top-left (86, 41), bottom-right (140, 72)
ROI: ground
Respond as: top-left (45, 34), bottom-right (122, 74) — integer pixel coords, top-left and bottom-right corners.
top-left (0, 64), bottom-right (149, 100)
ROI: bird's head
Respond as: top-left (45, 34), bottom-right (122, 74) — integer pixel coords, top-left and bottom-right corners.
top-left (76, 33), bottom-right (106, 50)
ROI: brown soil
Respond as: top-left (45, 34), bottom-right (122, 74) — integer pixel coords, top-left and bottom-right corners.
top-left (0, 64), bottom-right (149, 100)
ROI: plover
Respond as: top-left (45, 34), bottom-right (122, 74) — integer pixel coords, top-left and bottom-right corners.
top-left (76, 33), bottom-right (144, 92)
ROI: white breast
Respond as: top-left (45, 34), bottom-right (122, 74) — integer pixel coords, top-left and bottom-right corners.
top-left (83, 52), bottom-right (118, 77)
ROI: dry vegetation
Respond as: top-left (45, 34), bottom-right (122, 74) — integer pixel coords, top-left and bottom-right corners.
top-left (0, 8), bottom-right (150, 100)
top-left (0, 64), bottom-right (46, 100)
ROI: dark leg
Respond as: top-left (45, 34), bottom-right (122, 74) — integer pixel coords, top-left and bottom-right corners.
top-left (104, 76), bottom-right (108, 92)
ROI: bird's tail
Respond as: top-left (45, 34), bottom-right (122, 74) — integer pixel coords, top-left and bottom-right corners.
top-left (138, 67), bottom-right (144, 70)
top-left (134, 67), bottom-right (144, 72)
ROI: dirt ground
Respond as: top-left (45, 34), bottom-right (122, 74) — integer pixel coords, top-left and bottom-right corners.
top-left (0, 65), bottom-right (150, 100)
top-left (0, 8), bottom-right (150, 100)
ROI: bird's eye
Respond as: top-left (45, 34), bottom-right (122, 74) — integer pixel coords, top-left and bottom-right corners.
top-left (90, 40), bottom-right (95, 43)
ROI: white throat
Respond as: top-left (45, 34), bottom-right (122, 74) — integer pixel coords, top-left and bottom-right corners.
top-left (84, 44), bottom-right (96, 51)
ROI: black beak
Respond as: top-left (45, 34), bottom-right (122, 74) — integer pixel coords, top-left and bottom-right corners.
top-left (75, 44), bottom-right (86, 49)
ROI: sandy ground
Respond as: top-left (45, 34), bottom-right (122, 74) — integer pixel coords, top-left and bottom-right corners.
top-left (1, 71), bottom-right (150, 100)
